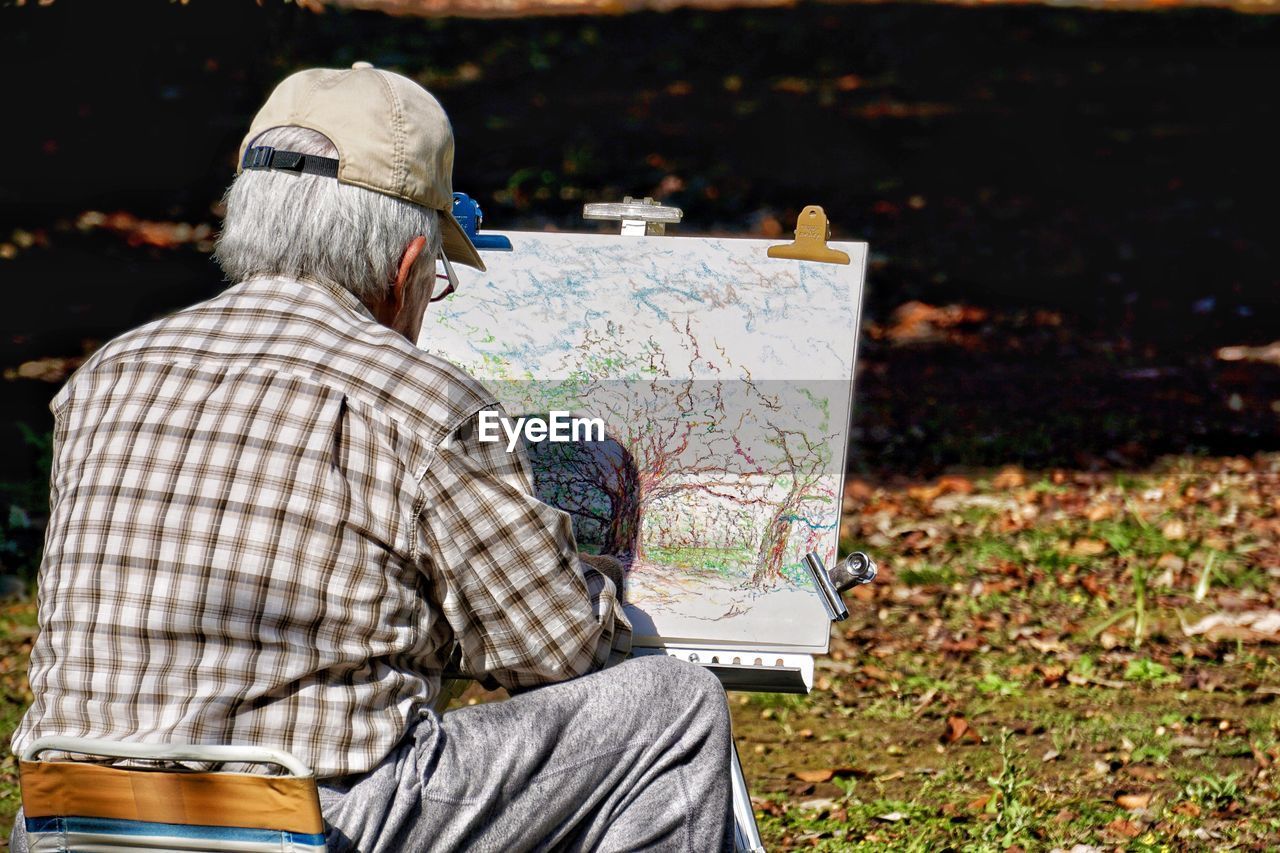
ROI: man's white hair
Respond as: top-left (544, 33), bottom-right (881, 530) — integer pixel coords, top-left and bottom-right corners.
top-left (214, 126), bottom-right (441, 305)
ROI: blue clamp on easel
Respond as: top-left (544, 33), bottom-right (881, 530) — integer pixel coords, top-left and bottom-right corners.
top-left (452, 192), bottom-right (512, 251)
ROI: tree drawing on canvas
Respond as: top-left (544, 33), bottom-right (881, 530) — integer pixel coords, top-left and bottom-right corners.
top-left (419, 233), bottom-right (865, 651)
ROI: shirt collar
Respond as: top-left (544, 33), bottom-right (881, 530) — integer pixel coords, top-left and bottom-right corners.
top-left (246, 274), bottom-right (378, 323)
top-left (299, 276), bottom-right (378, 323)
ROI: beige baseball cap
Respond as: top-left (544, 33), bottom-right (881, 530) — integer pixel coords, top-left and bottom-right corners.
top-left (238, 63), bottom-right (484, 271)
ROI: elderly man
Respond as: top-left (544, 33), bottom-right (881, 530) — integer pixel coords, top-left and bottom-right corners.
top-left (11, 66), bottom-right (731, 852)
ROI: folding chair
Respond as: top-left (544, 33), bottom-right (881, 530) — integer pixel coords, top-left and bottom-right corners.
top-left (18, 736), bottom-right (326, 852)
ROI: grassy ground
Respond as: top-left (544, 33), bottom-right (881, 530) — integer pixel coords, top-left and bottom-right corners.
top-left (1, 454), bottom-right (1276, 849)
top-left (735, 453), bottom-right (1280, 850)
top-left (0, 603), bottom-right (35, 836)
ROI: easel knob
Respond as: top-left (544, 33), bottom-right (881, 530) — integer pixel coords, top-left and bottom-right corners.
top-left (832, 552), bottom-right (878, 588)
top-left (452, 192), bottom-right (512, 251)
top-left (805, 551), bottom-right (878, 623)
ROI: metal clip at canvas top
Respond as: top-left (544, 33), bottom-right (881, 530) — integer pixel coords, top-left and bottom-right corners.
top-left (583, 196), bottom-right (683, 236)
top-left (767, 205), bottom-right (850, 265)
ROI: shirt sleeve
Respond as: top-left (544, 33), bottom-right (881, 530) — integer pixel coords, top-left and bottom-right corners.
top-left (418, 410), bottom-right (632, 690)
top-left (437, 405), bottom-right (537, 495)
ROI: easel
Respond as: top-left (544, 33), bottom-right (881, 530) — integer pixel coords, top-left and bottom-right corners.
top-left (447, 192), bottom-right (877, 851)
top-left (577, 196), bottom-right (879, 853)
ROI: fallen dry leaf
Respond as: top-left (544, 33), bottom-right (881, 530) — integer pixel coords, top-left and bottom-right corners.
top-left (1183, 610), bottom-right (1280, 643)
top-left (1104, 817), bottom-right (1143, 838)
top-left (980, 578), bottom-right (1020, 595)
top-left (860, 664), bottom-right (896, 682)
top-left (966, 794), bottom-right (991, 811)
top-left (1040, 664), bottom-right (1066, 686)
top-left (751, 797), bottom-right (784, 817)
top-left (1217, 341), bottom-right (1280, 365)
top-left (75, 210), bottom-right (216, 251)
top-left (1080, 575), bottom-right (1110, 600)
top-left (940, 636), bottom-right (980, 655)
top-left (1027, 637), bottom-right (1067, 654)
top-left (1124, 765), bottom-right (1161, 782)
top-left (882, 300), bottom-right (988, 343)
top-left (1115, 791), bottom-right (1152, 810)
top-left (790, 766), bottom-right (869, 784)
top-left (941, 715), bottom-right (983, 745)
top-left (6, 356), bottom-right (83, 383)
top-left (843, 479), bottom-right (873, 503)
top-left (1252, 685), bottom-right (1280, 703)
top-left (992, 466), bottom-right (1027, 490)
top-left (1069, 539), bottom-right (1108, 557)
top-left (1086, 503), bottom-right (1116, 522)
top-left (912, 687), bottom-right (939, 716)
top-left (908, 475), bottom-right (975, 504)
top-left (797, 797), bottom-right (836, 812)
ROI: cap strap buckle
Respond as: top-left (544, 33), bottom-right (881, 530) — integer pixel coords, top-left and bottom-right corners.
top-left (244, 146), bottom-right (275, 170)
top-left (242, 146), bottom-right (340, 179)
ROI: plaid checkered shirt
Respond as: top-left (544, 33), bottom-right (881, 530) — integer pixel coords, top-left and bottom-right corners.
top-left (13, 275), bottom-right (631, 778)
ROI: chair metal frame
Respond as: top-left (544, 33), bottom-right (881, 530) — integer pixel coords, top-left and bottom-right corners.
top-left (17, 736), bottom-right (325, 853)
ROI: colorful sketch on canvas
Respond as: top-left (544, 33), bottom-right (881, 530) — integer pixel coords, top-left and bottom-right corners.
top-left (418, 232), bottom-right (866, 652)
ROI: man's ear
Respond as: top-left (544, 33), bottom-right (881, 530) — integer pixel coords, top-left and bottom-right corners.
top-left (391, 235), bottom-right (430, 314)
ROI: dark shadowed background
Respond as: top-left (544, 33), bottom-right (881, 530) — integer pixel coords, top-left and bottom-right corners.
top-left (3, 3), bottom-right (1278, 511)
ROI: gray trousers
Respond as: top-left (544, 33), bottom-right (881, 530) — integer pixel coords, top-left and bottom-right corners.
top-left (322, 655), bottom-right (733, 852)
top-left (11, 656), bottom-right (733, 853)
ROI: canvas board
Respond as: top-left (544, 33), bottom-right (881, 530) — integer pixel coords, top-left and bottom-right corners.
top-left (418, 232), bottom-right (867, 654)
